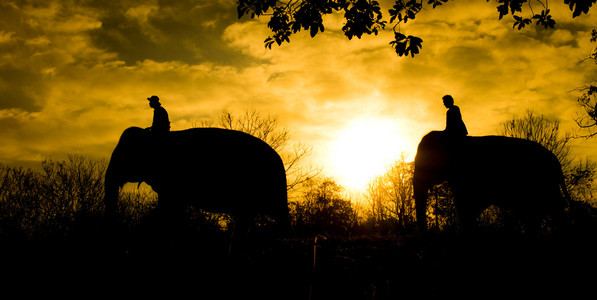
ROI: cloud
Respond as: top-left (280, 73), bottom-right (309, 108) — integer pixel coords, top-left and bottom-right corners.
top-left (88, 0), bottom-right (246, 65)
top-left (0, 0), bottom-right (596, 172)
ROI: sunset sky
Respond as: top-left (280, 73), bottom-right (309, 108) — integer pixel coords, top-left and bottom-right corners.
top-left (1, 0), bottom-right (596, 191)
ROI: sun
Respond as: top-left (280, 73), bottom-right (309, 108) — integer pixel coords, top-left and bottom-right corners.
top-left (329, 118), bottom-right (409, 191)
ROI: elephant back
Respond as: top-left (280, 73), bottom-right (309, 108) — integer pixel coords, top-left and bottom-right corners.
top-left (157, 128), bottom-right (286, 213)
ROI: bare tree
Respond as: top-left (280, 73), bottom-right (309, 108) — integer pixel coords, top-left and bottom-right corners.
top-left (575, 83), bottom-right (597, 137)
top-left (383, 157), bottom-right (416, 229)
top-left (365, 176), bottom-right (388, 227)
top-left (40, 154), bottom-right (108, 217)
top-left (364, 154), bottom-right (416, 231)
top-left (575, 29), bottom-right (597, 138)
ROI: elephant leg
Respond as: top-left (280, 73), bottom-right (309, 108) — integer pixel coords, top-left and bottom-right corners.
top-left (154, 194), bottom-right (188, 240)
top-left (546, 187), bottom-right (570, 233)
top-left (228, 214), bottom-right (254, 256)
top-left (453, 192), bottom-right (479, 232)
top-left (457, 208), bottom-right (477, 232)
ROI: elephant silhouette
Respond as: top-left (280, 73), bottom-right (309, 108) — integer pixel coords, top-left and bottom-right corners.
top-left (104, 127), bottom-right (289, 231)
top-left (413, 131), bottom-right (569, 232)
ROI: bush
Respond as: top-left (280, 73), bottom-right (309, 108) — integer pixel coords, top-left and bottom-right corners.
top-left (0, 155), bottom-right (159, 239)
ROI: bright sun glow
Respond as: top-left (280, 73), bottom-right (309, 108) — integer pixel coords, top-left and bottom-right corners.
top-left (329, 118), bottom-right (408, 191)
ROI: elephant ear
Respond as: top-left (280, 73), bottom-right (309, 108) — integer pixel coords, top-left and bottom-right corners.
top-left (112, 127), bottom-right (157, 183)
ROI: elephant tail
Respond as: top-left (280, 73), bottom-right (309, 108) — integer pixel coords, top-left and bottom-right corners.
top-left (271, 154), bottom-right (290, 232)
top-left (559, 175), bottom-right (572, 205)
top-left (278, 168), bottom-right (291, 232)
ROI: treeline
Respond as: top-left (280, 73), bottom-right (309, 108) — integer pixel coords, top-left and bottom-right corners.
top-left (0, 155), bottom-right (154, 239)
top-left (2, 110), bottom-right (597, 239)
top-left (0, 154), bottom-right (438, 239)
top-left (0, 154), bottom-right (359, 238)
top-left (2, 154), bottom-right (596, 241)
top-left (0, 153), bottom-right (455, 238)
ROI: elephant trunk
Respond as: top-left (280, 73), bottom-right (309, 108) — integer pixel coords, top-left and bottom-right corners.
top-left (104, 163), bottom-right (120, 219)
top-left (413, 175), bottom-right (429, 232)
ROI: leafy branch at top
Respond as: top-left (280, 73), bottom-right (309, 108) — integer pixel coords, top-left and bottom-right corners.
top-left (574, 29), bottom-right (597, 138)
top-left (236, 0), bottom-right (596, 57)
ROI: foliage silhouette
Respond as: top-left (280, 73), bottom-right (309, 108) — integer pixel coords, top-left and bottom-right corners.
top-left (0, 155), bottom-right (154, 238)
top-left (290, 178), bottom-right (358, 236)
top-left (237, 0), bottom-right (595, 57)
top-left (365, 155), bottom-right (417, 232)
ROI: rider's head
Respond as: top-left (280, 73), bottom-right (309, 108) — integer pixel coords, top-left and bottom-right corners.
top-left (442, 95), bottom-right (454, 108)
top-left (147, 95), bottom-right (161, 108)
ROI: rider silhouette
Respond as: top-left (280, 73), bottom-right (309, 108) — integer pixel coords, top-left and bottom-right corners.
top-left (443, 95), bottom-right (468, 137)
top-left (147, 95), bottom-right (170, 135)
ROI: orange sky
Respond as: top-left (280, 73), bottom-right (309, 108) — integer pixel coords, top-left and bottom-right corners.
top-left (0, 0), bottom-right (596, 190)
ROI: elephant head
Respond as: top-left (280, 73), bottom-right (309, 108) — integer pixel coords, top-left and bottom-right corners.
top-left (104, 127), bottom-right (151, 217)
top-left (413, 131), bottom-right (568, 232)
top-left (413, 131), bottom-right (452, 231)
top-left (104, 127), bottom-right (289, 229)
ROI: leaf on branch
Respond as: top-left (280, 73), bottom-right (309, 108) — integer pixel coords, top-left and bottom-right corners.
top-left (497, 3), bottom-right (509, 20)
top-left (265, 37), bottom-right (275, 49)
top-left (532, 9), bottom-right (555, 29)
top-left (292, 2), bottom-right (325, 37)
top-left (427, 0), bottom-right (448, 9)
top-left (263, 6), bottom-right (294, 48)
top-left (564, 0), bottom-right (596, 17)
top-left (389, 32), bottom-right (423, 57)
top-left (388, 2), bottom-right (403, 23)
top-left (237, 0), bottom-right (278, 19)
top-left (342, 0), bottom-right (386, 40)
top-left (513, 15), bottom-right (531, 30)
top-left (495, 0), bottom-right (525, 20)
top-left (508, 0), bottom-right (524, 14)
top-left (389, 0), bottom-right (422, 24)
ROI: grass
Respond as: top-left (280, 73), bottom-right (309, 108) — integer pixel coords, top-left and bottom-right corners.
top-left (1, 217), bottom-right (595, 299)
top-left (1, 157), bottom-right (596, 299)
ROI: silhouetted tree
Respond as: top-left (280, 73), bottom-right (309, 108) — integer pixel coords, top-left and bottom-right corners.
top-left (364, 155), bottom-right (460, 232)
top-left (0, 155), bottom-right (156, 238)
top-left (0, 164), bottom-right (42, 236)
top-left (499, 110), bottom-right (595, 203)
top-left (198, 110), bottom-right (319, 198)
top-left (365, 155), bottom-right (416, 232)
top-left (290, 177), bottom-right (357, 235)
top-left (384, 158), bottom-right (416, 230)
top-left (236, 0), bottom-right (595, 57)
top-left (40, 155), bottom-right (107, 220)
top-left (427, 182), bottom-right (458, 230)
top-left (365, 175), bottom-right (389, 228)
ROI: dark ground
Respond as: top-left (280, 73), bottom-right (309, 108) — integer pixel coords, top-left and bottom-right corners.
top-left (1, 223), bottom-right (596, 299)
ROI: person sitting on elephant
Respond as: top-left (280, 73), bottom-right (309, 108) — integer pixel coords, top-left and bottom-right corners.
top-left (147, 95), bottom-right (170, 134)
top-left (442, 95), bottom-right (468, 137)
